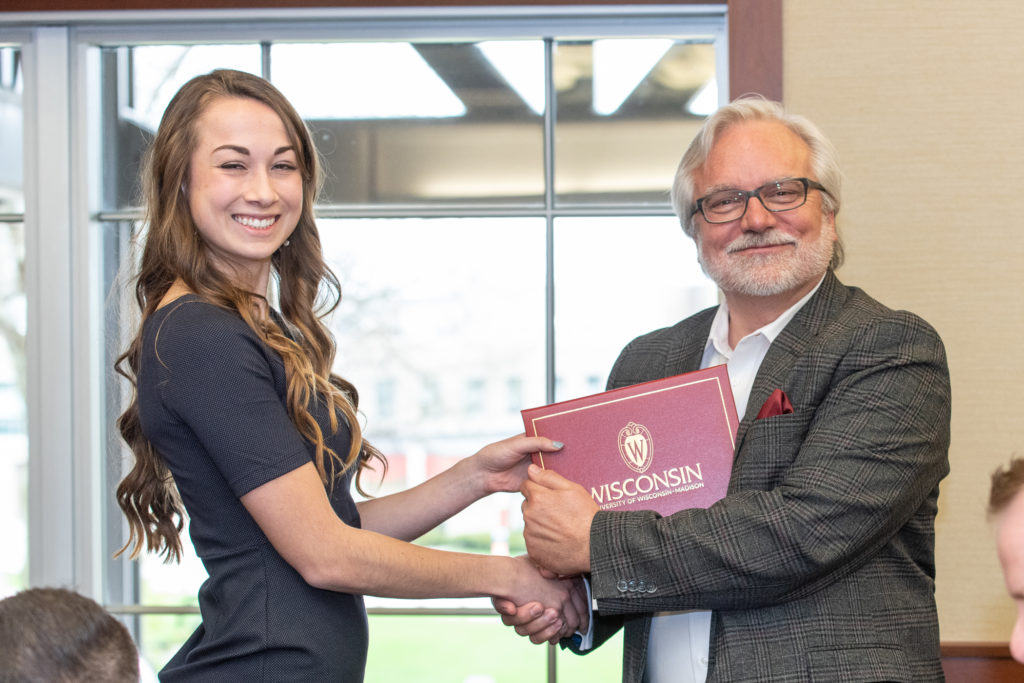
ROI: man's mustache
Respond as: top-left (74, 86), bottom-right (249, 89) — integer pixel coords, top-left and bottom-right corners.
top-left (725, 234), bottom-right (797, 254)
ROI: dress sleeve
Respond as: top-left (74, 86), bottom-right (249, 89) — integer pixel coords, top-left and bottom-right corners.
top-left (148, 302), bottom-right (313, 498)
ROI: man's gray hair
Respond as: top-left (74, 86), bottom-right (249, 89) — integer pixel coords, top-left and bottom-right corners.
top-left (671, 95), bottom-right (845, 269)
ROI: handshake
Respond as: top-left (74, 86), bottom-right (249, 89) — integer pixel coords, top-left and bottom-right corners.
top-left (493, 461), bottom-right (601, 645)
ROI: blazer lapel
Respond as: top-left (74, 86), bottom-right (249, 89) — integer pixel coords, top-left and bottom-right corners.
top-left (734, 271), bottom-right (849, 450)
top-left (665, 308), bottom-right (715, 378)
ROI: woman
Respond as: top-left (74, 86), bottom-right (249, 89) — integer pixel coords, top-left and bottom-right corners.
top-left (114, 69), bottom-right (582, 681)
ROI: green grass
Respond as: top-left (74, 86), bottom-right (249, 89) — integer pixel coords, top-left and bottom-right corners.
top-left (367, 614), bottom-right (622, 682)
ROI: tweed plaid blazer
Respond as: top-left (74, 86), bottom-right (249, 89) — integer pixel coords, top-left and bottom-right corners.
top-left (582, 271), bottom-right (951, 683)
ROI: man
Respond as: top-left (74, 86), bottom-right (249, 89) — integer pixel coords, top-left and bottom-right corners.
top-left (989, 457), bottom-right (1024, 664)
top-left (500, 96), bottom-right (951, 682)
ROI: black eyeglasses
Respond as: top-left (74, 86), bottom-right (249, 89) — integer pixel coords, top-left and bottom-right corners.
top-left (691, 177), bottom-right (828, 224)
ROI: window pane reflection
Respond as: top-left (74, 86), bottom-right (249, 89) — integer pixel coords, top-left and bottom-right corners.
top-left (320, 218), bottom-right (546, 606)
top-left (104, 37), bottom-right (718, 211)
top-left (0, 222), bottom-right (26, 598)
top-left (0, 46), bottom-right (23, 213)
top-left (105, 45), bottom-right (262, 210)
top-left (553, 216), bottom-right (718, 402)
top-left (554, 40), bottom-right (716, 206)
top-left (137, 524), bottom-right (207, 647)
top-left (272, 42), bottom-right (545, 206)
top-left (137, 612), bottom-right (202, 677)
top-left (273, 43), bottom-right (466, 119)
top-left (0, 44), bottom-right (25, 597)
top-left (128, 44), bottom-right (262, 132)
top-left (367, 614), bottom-right (546, 682)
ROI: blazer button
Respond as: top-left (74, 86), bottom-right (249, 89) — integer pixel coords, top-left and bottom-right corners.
top-left (636, 580), bottom-right (646, 592)
top-left (627, 580), bottom-right (638, 592)
top-left (646, 583), bottom-right (657, 593)
top-left (616, 580), bottom-right (628, 592)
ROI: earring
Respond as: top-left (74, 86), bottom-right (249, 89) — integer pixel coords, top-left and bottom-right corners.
top-left (283, 239), bottom-right (291, 247)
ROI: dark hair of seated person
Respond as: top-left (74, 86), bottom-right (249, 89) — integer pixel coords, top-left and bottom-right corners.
top-left (0, 587), bottom-right (140, 683)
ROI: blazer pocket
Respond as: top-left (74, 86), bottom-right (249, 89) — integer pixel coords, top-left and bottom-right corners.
top-left (805, 645), bottom-right (910, 683)
top-left (732, 412), bottom-right (809, 490)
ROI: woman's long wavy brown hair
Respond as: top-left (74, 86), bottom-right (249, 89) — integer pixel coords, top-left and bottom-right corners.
top-left (114, 69), bottom-right (385, 563)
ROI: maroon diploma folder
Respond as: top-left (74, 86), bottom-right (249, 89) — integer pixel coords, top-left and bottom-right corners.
top-left (521, 365), bottom-right (738, 516)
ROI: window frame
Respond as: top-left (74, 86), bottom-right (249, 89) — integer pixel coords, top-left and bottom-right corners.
top-left (3, 2), bottom-right (782, 678)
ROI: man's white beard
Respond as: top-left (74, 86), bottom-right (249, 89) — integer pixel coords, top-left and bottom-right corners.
top-left (696, 220), bottom-right (835, 297)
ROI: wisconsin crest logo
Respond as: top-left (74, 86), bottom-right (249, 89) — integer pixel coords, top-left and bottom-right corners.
top-left (618, 421), bottom-right (653, 473)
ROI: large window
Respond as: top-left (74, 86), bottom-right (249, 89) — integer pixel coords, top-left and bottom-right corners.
top-left (14, 7), bottom-right (727, 681)
top-left (0, 43), bottom-right (26, 598)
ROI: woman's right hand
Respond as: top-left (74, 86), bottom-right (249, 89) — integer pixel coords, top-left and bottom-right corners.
top-left (497, 556), bottom-right (588, 644)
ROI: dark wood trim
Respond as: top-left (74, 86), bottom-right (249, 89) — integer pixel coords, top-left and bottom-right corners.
top-left (727, 0), bottom-right (782, 101)
top-left (942, 641), bottom-right (1015, 658)
top-left (941, 642), bottom-right (1024, 683)
top-left (0, 1), bottom-right (783, 104)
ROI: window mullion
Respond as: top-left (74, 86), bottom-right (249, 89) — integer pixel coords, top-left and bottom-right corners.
top-left (543, 37), bottom-right (556, 409)
top-left (23, 25), bottom-right (77, 592)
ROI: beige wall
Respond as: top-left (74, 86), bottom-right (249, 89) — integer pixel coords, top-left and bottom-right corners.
top-left (784, 0), bottom-right (1024, 642)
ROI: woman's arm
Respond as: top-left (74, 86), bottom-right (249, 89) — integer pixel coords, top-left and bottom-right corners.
top-left (242, 459), bottom-right (582, 637)
top-left (356, 435), bottom-right (562, 541)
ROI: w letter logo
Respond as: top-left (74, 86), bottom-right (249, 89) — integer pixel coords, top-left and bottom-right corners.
top-left (618, 422), bottom-right (653, 473)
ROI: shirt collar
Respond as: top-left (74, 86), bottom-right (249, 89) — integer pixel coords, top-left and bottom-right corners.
top-left (703, 273), bottom-right (827, 357)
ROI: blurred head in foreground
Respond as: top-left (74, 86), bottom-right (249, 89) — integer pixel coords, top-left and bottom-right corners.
top-left (0, 587), bottom-right (139, 682)
top-left (989, 456), bottom-right (1024, 663)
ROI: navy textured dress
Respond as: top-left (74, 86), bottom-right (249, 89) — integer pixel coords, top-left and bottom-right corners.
top-left (137, 296), bottom-right (368, 681)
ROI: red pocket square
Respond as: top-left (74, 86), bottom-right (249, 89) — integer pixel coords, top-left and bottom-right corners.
top-left (756, 388), bottom-right (794, 420)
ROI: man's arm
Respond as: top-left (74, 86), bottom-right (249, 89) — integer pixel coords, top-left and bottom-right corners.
top-left (523, 310), bottom-right (949, 615)
top-left (588, 310), bottom-right (950, 613)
